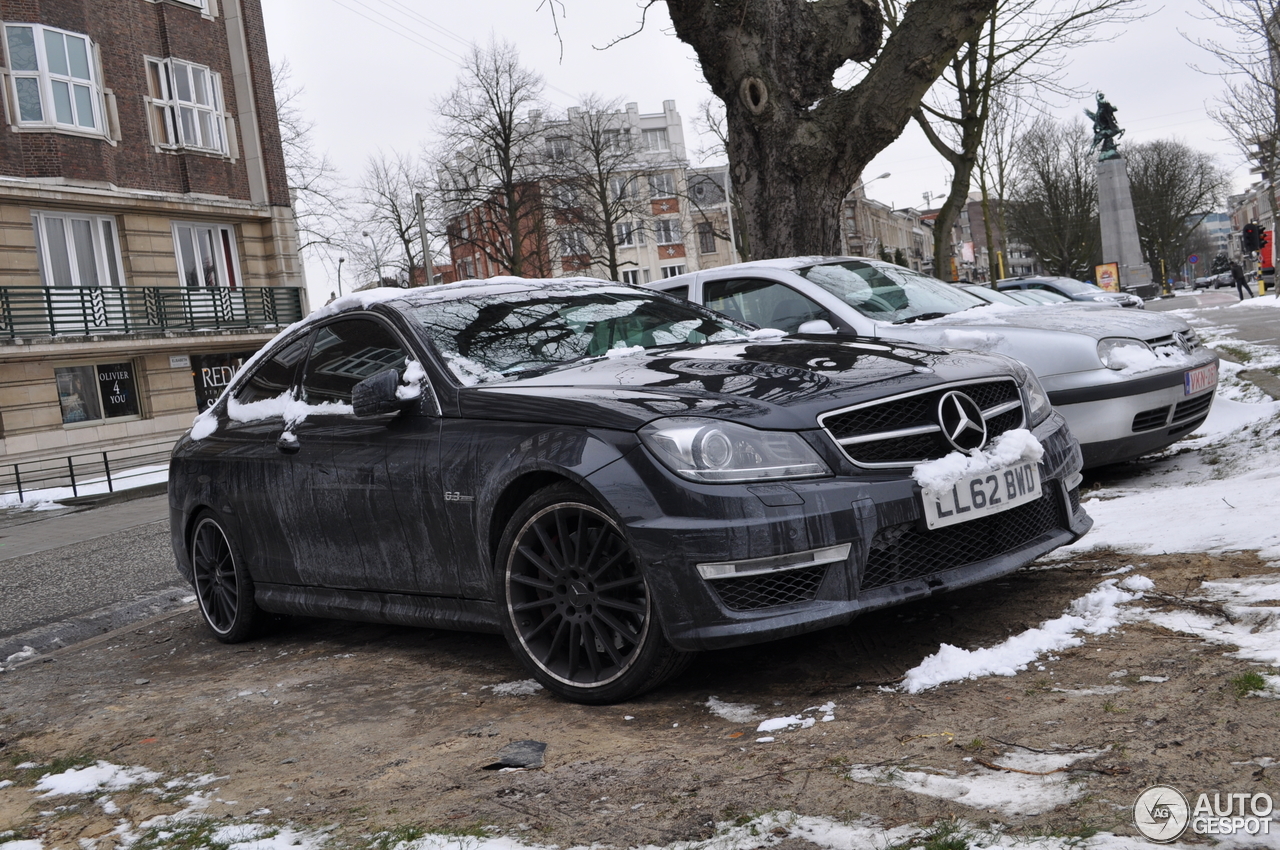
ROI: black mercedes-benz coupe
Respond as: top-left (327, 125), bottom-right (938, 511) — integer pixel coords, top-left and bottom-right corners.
top-left (169, 278), bottom-right (1091, 703)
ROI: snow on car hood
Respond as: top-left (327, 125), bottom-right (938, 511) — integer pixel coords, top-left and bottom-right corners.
top-left (874, 304), bottom-right (1195, 378)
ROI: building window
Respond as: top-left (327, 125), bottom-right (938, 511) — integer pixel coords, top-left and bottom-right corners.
top-left (616, 221), bottom-right (644, 247)
top-left (31, 212), bottom-right (124, 288)
top-left (546, 136), bottom-right (571, 160)
top-left (660, 265), bottom-right (686, 278)
top-left (145, 57), bottom-right (228, 155)
top-left (696, 222), bottom-right (717, 254)
top-left (169, 0), bottom-right (212, 11)
top-left (620, 269), bottom-right (642, 286)
top-left (55, 361), bottom-right (140, 425)
top-left (559, 231), bottom-right (589, 257)
top-left (653, 219), bottom-right (681, 245)
top-left (173, 222), bottom-right (240, 288)
top-left (609, 175), bottom-right (637, 200)
top-left (603, 128), bottom-right (631, 152)
top-left (4, 24), bottom-right (104, 134)
top-left (642, 128), bottom-right (669, 152)
top-left (649, 172), bottom-right (676, 199)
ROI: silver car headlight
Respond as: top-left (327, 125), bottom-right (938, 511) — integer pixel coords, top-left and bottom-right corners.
top-left (1098, 337), bottom-right (1152, 369)
top-left (639, 417), bottom-right (831, 483)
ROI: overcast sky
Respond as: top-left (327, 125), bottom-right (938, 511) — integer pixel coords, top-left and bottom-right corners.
top-left (260, 0), bottom-right (1253, 297)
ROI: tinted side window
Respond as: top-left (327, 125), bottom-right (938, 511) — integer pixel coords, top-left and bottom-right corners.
top-left (704, 278), bottom-right (830, 333)
top-left (233, 333), bottom-right (311, 404)
top-left (301, 318), bottom-right (408, 405)
top-left (661, 284), bottom-right (689, 301)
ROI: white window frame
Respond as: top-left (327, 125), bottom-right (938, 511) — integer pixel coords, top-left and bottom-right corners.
top-left (559, 230), bottom-right (589, 257)
top-left (3, 24), bottom-right (105, 135)
top-left (609, 175), bottom-right (636, 200)
top-left (653, 218), bottom-right (681, 246)
top-left (620, 269), bottom-right (642, 287)
top-left (615, 221), bottom-right (645, 247)
top-left (546, 136), bottom-right (571, 161)
top-left (172, 221), bottom-right (241, 289)
top-left (660, 264), bottom-right (686, 279)
top-left (642, 128), bottom-right (669, 152)
top-left (649, 172), bottom-right (676, 199)
top-left (31, 211), bottom-right (124, 288)
top-left (697, 221), bottom-right (717, 254)
top-left (144, 56), bottom-right (228, 155)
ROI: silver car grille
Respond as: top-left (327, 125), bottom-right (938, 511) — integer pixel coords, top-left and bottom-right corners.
top-left (818, 378), bottom-right (1026, 468)
top-left (1152, 329), bottom-right (1202, 355)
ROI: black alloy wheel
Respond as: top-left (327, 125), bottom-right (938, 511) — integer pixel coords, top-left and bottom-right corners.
top-left (497, 484), bottom-right (689, 703)
top-left (190, 511), bottom-right (261, 643)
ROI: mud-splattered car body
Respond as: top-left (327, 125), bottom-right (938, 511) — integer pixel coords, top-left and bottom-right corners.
top-left (170, 278), bottom-right (1090, 702)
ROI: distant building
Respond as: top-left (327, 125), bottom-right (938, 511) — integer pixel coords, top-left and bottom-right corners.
top-left (0, 0), bottom-right (303, 479)
top-left (840, 188), bottom-right (933, 274)
top-left (444, 101), bottom-right (736, 284)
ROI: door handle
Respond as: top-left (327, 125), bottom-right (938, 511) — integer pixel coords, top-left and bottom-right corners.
top-left (276, 432), bottom-right (300, 454)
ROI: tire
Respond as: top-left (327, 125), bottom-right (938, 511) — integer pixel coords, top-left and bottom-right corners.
top-left (189, 510), bottom-right (262, 643)
top-left (495, 483), bottom-right (691, 704)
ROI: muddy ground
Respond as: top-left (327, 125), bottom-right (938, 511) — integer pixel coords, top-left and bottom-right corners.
top-left (1, 548), bottom-right (1277, 848)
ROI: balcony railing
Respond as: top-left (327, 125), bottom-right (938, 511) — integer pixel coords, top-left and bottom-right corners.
top-left (0, 285), bottom-right (304, 340)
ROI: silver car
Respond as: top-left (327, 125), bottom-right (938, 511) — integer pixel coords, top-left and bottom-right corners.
top-left (648, 257), bottom-right (1219, 469)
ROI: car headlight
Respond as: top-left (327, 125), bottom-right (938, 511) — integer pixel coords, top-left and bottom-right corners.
top-left (1022, 369), bottom-right (1053, 426)
top-left (1097, 337), bottom-right (1152, 369)
top-left (639, 417), bottom-right (831, 483)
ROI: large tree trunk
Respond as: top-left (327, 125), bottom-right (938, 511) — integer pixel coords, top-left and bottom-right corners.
top-left (666, 0), bottom-right (997, 259)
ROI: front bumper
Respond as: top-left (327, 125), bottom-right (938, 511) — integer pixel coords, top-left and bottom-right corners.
top-left (1046, 354), bottom-right (1218, 467)
top-left (587, 412), bottom-right (1090, 652)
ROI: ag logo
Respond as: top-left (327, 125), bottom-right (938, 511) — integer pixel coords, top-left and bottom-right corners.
top-left (1134, 785), bottom-right (1190, 843)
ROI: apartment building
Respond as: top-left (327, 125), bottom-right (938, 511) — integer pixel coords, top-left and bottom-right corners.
top-left (0, 0), bottom-right (303, 478)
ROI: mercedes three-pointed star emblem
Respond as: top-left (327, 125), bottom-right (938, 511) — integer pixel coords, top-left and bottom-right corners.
top-left (937, 391), bottom-right (988, 452)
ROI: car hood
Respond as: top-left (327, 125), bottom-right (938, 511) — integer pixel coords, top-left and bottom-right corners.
top-left (870, 305), bottom-right (1194, 378)
top-left (457, 336), bottom-right (1018, 431)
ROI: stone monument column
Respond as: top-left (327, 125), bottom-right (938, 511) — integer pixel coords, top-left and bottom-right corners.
top-left (1086, 93), bottom-right (1156, 297)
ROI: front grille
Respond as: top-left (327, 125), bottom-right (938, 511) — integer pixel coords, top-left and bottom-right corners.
top-left (1173, 392), bottom-right (1213, 425)
top-left (1069, 486), bottom-right (1081, 515)
top-left (1132, 405), bottom-right (1171, 432)
top-left (861, 489), bottom-right (1062, 592)
top-left (709, 566), bottom-right (827, 611)
top-left (820, 379), bottom-right (1025, 468)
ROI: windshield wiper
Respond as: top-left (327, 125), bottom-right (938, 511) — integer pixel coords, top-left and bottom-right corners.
top-left (892, 312), bottom-right (951, 325)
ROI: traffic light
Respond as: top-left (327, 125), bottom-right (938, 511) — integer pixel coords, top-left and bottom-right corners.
top-left (1243, 222), bottom-right (1261, 252)
top-left (1260, 228), bottom-right (1270, 251)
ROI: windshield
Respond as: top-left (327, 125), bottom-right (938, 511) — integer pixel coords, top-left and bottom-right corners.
top-left (961, 285), bottom-right (1027, 306)
top-left (1039, 278), bottom-right (1100, 295)
top-left (796, 261), bottom-right (987, 323)
top-left (403, 286), bottom-right (751, 385)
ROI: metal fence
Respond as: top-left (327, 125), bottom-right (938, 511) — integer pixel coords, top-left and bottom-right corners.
top-left (0, 285), bottom-right (304, 339)
top-left (2, 437), bottom-right (177, 503)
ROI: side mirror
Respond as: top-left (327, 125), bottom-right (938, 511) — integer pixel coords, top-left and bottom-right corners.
top-left (797, 319), bottom-right (837, 335)
top-left (352, 368), bottom-right (407, 417)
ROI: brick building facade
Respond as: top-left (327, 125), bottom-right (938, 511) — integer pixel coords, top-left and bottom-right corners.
top-left (0, 0), bottom-right (303, 487)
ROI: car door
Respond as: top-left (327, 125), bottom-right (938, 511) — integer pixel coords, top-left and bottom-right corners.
top-left (293, 315), bottom-right (455, 595)
top-left (213, 331), bottom-right (313, 587)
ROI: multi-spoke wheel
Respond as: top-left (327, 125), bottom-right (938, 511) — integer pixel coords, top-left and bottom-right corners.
top-left (190, 511), bottom-right (261, 643)
top-left (496, 484), bottom-right (690, 704)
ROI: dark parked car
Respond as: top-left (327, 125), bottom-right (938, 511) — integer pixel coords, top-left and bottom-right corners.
top-left (998, 275), bottom-right (1144, 308)
top-left (170, 279), bottom-right (1091, 703)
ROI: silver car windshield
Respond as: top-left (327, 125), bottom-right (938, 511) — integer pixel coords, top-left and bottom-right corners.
top-left (404, 286), bottom-right (751, 386)
top-left (796, 261), bottom-right (988, 324)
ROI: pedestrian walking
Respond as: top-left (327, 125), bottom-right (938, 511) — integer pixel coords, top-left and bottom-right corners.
top-left (1230, 261), bottom-right (1254, 300)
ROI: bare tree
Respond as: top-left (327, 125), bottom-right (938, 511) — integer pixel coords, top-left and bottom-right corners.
top-left (1188, 0), bottom-right (1280, 182)
top-left (891, 0), bottom-right (1142, 279)
top-left (1006, 117), bottom-right (1100, 278)
top-left (691, 99), bottom-right (750, 262)
top-left (1126, 139), bottom-right (1232, 285)
top-left (541, 95), bottom-right (657, 281)
top-left (647, 0), bottom-right (1000, 260)
top-left (272, 60), bottom-right (347, 256)
top-left (435, 41), bottom-right (552, 279)
top-left (350, 150), bottom-right (432, 288)
top-left (975, 88), bottom-right (1032, 282)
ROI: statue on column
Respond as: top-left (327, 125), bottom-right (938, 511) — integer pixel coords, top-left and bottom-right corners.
top-left (1085, 92), bottom-right (1124, 161)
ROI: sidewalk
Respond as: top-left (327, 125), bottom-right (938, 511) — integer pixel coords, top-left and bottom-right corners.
top-left (0, 489), bottom-right (169, 562)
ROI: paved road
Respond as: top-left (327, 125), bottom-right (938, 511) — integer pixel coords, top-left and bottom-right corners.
top-left (0, 493), bottom-right (187, 662)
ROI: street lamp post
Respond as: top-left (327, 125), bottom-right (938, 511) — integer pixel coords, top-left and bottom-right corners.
top-left (362, 231), bottom-right (384, 286)
top-left (337, 257), bottom-right (345, 296)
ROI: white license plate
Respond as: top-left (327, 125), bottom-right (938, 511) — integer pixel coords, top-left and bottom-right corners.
top-left (1185, 362), bottom-right (1218, 395)
top-left (921, 460), bottom-right (1042, 530)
